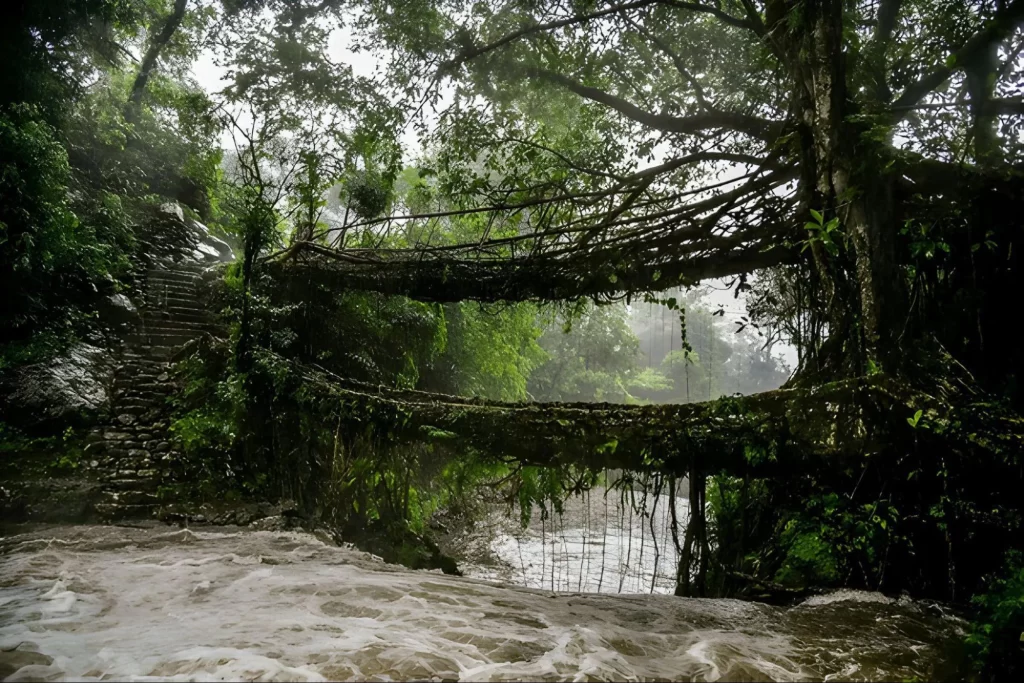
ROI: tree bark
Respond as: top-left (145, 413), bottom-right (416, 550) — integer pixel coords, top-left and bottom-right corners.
top-left (786, 0), bottom-right (905, 376)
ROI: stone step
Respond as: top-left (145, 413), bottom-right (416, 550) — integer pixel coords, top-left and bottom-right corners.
top-left (105, 477), bottom-right (159, 491)
top-left (151, 260), bottom-right (209, 274)
top-left (144, 286), bottom-right (204, 300)
top-left (143, 309), bottom-right (213, 324)
top-left (108, 404), bottom-right (155, 417)
top-left (120, 353), bottom-right (171, 364)
top-left (116, 367), bottom-right (168, 376)
top-left (146, 290), bottom-right (200, 305)
top-left (133, 330), bottom-right (207, 344)
top-left (113, 376), bottom-right (163, 387)
top-left (115, 383), bottom-right (170, 394)
top-left (116, 388), bottom-right (170, 400)
top-left (118, 380), bottom-right (173, 392)
top-left (145, 288), bottom-right (200, 303)
top-left (147, 268), bottom-right (203, 283)
top-left (116, 367), bottom-right (167, 378)
top-left (146, 278), bottom-right (198, 292)
top-left (144, 294), bottom-right (206, 306)
top-left (101, 490), bottom-right (160, 506)
top-left (138, 320), bottom-right (213, 334)
top-left (128, 345), bottom-right (178, 359)
top-left (145, 296), bottom-right (207, 312)
top-left (148, 266), bottom-right (199, 278)
top-left (128, 332), bottom-right (201, 347)
top-left (142, 308), bottom-right (210, 320)
top-left (94, 502), bottom-right (158, 521)
top-left (147, 270), bottom-right (204, 285)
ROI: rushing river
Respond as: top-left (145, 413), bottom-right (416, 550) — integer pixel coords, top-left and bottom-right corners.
top-left (0, 524), bottom-right (967, 681)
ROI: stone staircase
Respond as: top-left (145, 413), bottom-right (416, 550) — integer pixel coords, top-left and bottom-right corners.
top-left (86, 261), bottom-right (218, 520)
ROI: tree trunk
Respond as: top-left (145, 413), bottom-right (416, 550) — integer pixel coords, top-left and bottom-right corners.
top-left (125, 0), bottom-right (189, 122)
top-left (788, 0), bottom-right (905, 377)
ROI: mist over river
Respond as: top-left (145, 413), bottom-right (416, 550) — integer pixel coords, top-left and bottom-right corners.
top-left (455, 488), bottom-right (691, 595)
top-left (0, 524), bottom-right (967, 681)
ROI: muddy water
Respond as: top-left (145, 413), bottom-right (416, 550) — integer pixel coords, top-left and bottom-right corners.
top-left (0, 524), bottom-right (966, 681)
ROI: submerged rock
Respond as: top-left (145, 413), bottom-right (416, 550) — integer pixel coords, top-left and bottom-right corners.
top-left (0, 648), bottom-right (53, 680)
top-left (249, 515), bottom-right (295, 531)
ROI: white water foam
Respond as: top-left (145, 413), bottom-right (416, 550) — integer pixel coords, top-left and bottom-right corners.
top-left (0, 525), bottom-right (964, 682)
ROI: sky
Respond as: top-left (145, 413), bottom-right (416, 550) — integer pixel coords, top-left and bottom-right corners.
top-left (188, 26), bottom-right (799, 372)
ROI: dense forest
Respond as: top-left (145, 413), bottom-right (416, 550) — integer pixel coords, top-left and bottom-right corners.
top-left (1, 0), bottom-right (1023, 680)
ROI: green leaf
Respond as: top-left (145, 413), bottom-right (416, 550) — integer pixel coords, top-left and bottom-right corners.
top-left (809, 209), bottom-right (823, 224)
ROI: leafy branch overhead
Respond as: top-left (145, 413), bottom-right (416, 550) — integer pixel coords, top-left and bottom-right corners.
top-left (252, 0), bottom-right (1024, 375)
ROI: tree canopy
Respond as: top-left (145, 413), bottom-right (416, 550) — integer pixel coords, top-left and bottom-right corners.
top-left (249, 0), bottom-right (1024, 386)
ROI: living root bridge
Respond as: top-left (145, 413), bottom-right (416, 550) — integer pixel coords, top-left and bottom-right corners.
top-left (275, 354), bottom-right (944, 479)
top-left (267, 240), bottom-right (794, 304)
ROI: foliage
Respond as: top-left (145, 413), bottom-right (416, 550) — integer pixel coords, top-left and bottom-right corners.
top-left (529, 303), bottom-right (641, 402)
top-left (701, 391), bottom-right (1024, 607)
top-left (967, 551), bottom-right (1024, 682)
top-left (1, 0), bottom-right (221, 369)
top-left (0, 420), bottom-right (87, 483)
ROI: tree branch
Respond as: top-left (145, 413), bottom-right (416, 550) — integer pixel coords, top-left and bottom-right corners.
top-left (126, 0), bottom-right (189, 120)
top-left (443, 0), bottom-right (755, 72)
top-left (873, 0), bottom-right (904, 51)
top-left (623, 15), bottom-right (711, 109)
top-left (527, 67), bottom-right (783, 141)
top-left (889, 96), bottom-right (1024, 114)
top-left (890, 0), bottom-right (1024, 120)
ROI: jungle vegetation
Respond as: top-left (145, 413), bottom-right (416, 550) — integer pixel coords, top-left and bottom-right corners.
top-left (1, 0), bottom-right (1023, 679)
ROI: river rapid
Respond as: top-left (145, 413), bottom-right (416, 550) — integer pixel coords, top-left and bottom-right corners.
top-left (0, 524), bottom-right (967, 682)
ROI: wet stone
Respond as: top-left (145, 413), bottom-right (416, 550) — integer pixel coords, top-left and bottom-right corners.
top-left (103, 431), bottom-right (132, 441)
top-left (117, 413), bottom-right (137, 426)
